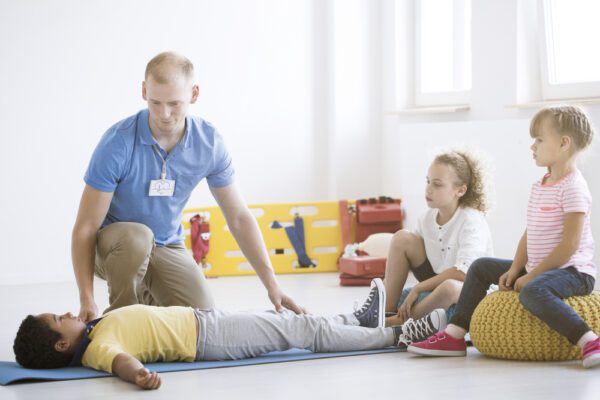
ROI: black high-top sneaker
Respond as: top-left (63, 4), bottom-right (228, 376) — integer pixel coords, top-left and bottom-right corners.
top-left (353, 278), bottom-right (385, 328)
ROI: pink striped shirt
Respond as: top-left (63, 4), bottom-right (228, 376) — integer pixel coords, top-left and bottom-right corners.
top-left (526, 169), bottom-right (596, 277)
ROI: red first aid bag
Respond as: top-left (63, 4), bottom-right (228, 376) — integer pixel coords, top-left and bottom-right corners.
top-left (355, 197), bottom-right (402, 243)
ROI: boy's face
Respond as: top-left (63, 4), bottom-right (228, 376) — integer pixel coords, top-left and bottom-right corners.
top-left (38, 312), bottom-right (87, 353)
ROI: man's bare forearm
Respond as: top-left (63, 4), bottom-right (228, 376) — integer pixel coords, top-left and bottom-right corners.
top-left (227, 211), bottom-right (278, 289)
top-left (71, 225), bottom-right (98, 302)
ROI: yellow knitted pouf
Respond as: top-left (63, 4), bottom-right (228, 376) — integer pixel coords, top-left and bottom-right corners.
top-left (470, 291), bottom-right (600, 361)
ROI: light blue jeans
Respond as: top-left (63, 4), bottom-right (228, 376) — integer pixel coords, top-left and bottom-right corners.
top-left (193, 309), bottom-right (396, 360)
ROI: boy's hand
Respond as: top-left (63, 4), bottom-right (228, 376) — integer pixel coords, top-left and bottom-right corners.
top-left (135, 368), bottom-right (161, 390)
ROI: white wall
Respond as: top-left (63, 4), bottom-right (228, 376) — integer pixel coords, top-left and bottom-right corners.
top-left (382, 117), bottom-right (600, 265)
top-left (0, 0), bottom-right (383, 284)
top-left (381, 0), bottom-right (600, 279)
top-left (1, 0), bottom-right (598, 285)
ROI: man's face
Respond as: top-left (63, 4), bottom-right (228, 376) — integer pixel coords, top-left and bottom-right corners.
top-left (142, 74), bottom-right (198, 137)
top-left (38, 312), bottom-right (86, 353)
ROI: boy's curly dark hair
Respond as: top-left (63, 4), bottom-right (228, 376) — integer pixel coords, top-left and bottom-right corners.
top-left (13, 315), bottom-right (73, 369)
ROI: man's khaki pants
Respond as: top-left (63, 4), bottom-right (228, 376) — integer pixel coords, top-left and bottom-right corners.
top-left (95, 222), bottom-right (215, 313)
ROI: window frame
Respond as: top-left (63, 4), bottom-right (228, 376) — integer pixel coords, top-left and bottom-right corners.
top-left (413, 0), bottom-right (471, 107)
top-left (538, 0), bottom-right (600, 100)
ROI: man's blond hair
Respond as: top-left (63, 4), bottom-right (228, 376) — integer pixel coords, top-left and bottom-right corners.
top-left (145, 52), bottom-right (194, 84)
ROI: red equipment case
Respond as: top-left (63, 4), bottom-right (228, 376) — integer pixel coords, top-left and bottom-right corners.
top-left (338, 255), bottom-right (386, 276)
top-left (337, 197), bottom-right (403, 286)
top-left (355, 197), bottom-right (402, 243)
top-left (338, 255), bottom-right (386, 287)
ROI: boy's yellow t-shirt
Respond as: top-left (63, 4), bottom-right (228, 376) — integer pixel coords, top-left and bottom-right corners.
top-left (82, 305), bottom-right (197, 373)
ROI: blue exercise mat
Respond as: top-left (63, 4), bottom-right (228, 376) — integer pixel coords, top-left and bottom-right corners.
top-left (0, 348), bottom-right (401, 385)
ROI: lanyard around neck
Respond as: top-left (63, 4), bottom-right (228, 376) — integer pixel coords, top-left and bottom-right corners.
top-left (152, 145), bottom-right (173, 180)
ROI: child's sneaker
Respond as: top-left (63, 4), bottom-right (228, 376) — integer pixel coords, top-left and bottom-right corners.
top-left (407, 331), bottom-right (467, 357)
top-left (582, 337), bottom-right (600, 369)
top-left (353, 278), bottom-right (385, 328)
top-left (395, 308), bottom-right (447, 346)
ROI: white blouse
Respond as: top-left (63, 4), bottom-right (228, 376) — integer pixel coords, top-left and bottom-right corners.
top-left (415, 207), bottom-right (493, 274)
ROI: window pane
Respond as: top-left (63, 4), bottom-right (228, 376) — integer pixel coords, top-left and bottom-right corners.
top-left (419, 0), bottom-right (471, 93)
top-left (546, 0), bottom-right (600, 84)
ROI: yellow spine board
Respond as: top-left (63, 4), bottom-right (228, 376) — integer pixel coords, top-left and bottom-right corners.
top-left (182, 201), bottom-right (349, 277)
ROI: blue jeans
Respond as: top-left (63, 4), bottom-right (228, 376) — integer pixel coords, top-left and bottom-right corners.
top-left (450, 257), bottom-right (596, 344)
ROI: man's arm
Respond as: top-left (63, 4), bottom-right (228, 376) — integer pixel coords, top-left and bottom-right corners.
top-left (210, 183), bottom-right (305, 314)
top-left (72, 185), bottom-right (113, 321)
top-left (112, 353), bottom-right (161, 390)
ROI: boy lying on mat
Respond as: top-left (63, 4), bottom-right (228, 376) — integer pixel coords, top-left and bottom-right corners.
top-left (13, 279), bottom-right (445, 390)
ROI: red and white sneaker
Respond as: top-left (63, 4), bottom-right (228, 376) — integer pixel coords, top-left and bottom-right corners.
top-left (407, 331), bottom-right (467, 357)
top-left (582, 337), bottom-right (600, 369)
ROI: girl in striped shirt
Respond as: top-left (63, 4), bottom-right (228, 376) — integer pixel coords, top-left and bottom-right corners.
top-left (407, 106), bottom-right (600, 369)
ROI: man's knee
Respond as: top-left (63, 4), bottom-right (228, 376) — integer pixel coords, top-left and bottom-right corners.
top-left (122, 222), bottom-right (154, 245)
top-left (106, 223), bottom-right (154, 255)
top-left (97, 223), bottom-right (154, 277)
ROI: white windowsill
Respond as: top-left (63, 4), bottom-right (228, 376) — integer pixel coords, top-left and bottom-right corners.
top-left (506, 97), bottom-right (600, 109)
top-left (386, 104), bottom-right (471, 115)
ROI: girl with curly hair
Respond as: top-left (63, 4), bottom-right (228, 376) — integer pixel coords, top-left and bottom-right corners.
top-left (383, 148), bottom-right (494, 345)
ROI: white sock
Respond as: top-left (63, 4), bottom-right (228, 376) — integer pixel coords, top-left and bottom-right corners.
top-left (577, 331), bottom-right (599, 349)
top-left (445, 324), bottom-right (467, 339)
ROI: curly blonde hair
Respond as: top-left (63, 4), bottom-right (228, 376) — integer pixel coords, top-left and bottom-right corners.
top-left (434, 149), bottom-right (490, 213)
top-left (530, 106), bottom-right (594, 152)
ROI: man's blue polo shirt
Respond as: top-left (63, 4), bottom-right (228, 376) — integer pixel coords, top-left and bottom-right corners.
top-left (84, 109), bottom-right (235, 245)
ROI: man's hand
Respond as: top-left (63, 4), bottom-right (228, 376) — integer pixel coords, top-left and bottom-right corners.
top-left (135, 368), bottom-right (162, 390)
top-left (78, 300), bottom-right (99, 322)
top-left (397, 287), bottom-right (420, 322)
top-left (72, 185), bottom-right (113, 324)
top-left (268, 286), bottom-right (307, 314)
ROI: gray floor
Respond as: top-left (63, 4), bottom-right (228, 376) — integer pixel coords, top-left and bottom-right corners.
top-left (1, 273), bottom-right (598, 400)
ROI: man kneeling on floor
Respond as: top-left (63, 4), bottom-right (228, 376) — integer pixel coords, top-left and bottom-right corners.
top-left (13, 279), bottom-right (446, 390)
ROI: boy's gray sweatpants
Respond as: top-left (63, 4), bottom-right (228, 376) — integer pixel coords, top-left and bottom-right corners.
top-left (193, 309), bottom-right (395, 360)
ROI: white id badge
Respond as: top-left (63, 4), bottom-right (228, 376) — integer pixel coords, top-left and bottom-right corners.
top-left (149, 179), bottom-right (176, 197)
